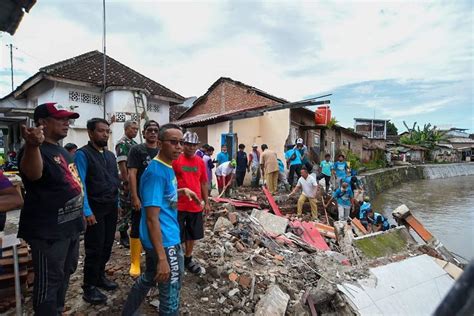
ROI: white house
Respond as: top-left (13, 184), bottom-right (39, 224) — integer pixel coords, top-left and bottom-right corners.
top-left (0, 50), bottom-right (185, 153)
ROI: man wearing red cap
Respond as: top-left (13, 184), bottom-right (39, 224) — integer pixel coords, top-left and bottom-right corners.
top-left (18, 103), bottom-right (84, 315)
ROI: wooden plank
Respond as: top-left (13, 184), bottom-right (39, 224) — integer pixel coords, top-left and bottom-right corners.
top-left (262, 186), bottom-right (283, 217)
top-left (405, 215), bottom-right (433, 242)
top-left (352, 218), bottom-right (368, 235)
top-left (0, 256), bottom-right (30, 266)
top-left (1, 247), bottom-right (28, 258)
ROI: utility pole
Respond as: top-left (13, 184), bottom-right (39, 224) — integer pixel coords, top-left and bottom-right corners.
top-left (8, 44), bottom-right (14, 92)
top-left (102, 0), bottom-right (107, 119)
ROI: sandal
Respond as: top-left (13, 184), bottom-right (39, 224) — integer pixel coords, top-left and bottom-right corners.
top-left (186, 259), bottom-right (206, 275)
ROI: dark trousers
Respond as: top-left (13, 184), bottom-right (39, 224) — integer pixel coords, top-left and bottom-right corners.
top-left (317, 173), bottom-right (332, 193)
top-left (83, 204), bottom-right (118, 286)
top-left (130, 209), bottom-right (141, 239)
top-left (236, 170), bottom-right (246, 186)
top-left (29, 235), bottom-right (80, 315)
top-left (122, 245), bottom-right (184, 316)
top-left (288, 164), bottom-right (302, 187)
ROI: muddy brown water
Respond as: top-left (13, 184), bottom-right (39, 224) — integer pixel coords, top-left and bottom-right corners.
top-left (372, 175), bottom-right (474, 261)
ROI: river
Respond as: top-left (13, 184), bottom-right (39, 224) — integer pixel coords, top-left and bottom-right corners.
top-left (372, 175), bottom-right (474, 262)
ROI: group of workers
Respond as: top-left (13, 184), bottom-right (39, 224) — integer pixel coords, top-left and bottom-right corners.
top-left (0, 101), bottom-right (392, 315)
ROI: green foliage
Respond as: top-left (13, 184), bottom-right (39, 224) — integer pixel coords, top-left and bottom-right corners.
top-left (343, 149), bottom-right (362, 171)
top-left (386, 121), bottom-right (398, 135)
top-left (362, 159), bottom-right (386, 171)
top-left (400, 121), bottom-right (447, 150)
top-left (327, 117), bottom-right (338, 128)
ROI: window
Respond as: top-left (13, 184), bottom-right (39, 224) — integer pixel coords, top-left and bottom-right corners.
top-left (81, 93), bottom-right (91, 104)
top-left (91, 94), bottom-right (102, 105)
top-left (69, 90), bottom-right (101, 105)
top-left (147, 103), bottom-right (160, 112)
top-left (69, 91), bottom-right (80, 102)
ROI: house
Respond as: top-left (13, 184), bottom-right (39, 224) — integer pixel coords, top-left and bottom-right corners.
top-left (387, 144), bottom-right (428, 163)
top-left (438, 127), bottom-right (474, 161)
top-left (174, 77), bottom-right (365, 184)
top-left (0, 0), bottom-right (35, 35)
top-left (354, 118), bottom-right (389, 140)
top-left (431, 144), bottom-right (459, 163)
top-left (0, 50), bottom-right (185, 153)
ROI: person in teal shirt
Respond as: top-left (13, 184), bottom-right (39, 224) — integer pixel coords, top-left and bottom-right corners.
top-left (216, 145), bottom-right (229, 166)
top-left (285, 146), bottom-right (302, 187)
top-left (333, 154), bottom-right (349, 189)
top-left (316, 153), bottom-right (333, 193)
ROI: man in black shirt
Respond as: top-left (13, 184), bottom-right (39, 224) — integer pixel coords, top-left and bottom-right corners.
top-left (75, 118), bottom-right (120, 304)
top-left (235, 143), bottom-right (248, 186)
top-left (127, 120), bottom-right (159, 277)
top-left (18, 102), bottom-right (83, 315)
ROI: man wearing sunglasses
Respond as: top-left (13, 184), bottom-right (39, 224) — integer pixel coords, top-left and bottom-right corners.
top-left (123, 123), bottom-right (199, 316)
top-left (126, 120), bottom-right (160, 277)
top-left (172, 131), bottom-right (209, 275)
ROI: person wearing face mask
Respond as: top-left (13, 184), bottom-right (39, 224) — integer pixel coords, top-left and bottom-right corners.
top-left (75, 118), bottom-right (121, 304)
top-left (324, 182), bottom-right (354, 221)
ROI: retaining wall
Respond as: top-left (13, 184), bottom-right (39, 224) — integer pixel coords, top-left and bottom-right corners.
top-left (361, 163), bottom-right (474, 199)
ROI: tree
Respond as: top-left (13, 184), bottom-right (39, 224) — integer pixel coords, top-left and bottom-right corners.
top-left (400, 121), bottom-right (447, 150)
top-left (386, 121), bottom-right (398, 135)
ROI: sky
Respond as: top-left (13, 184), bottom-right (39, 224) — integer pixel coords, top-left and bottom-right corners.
top-left (1, 0), bottom-right (472, 133)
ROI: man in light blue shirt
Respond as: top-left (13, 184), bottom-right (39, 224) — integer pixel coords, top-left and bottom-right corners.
top-left (333, 154), bottom-right (349, 189)
top-left (122, 124), bottom-right (199, 316)
top-left (325, 182), bottom-right (354, 220)
top-left (216, 145), bottom-right (229, 166)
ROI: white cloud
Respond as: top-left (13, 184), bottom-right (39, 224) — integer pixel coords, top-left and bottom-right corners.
top-left (0, 0), bottom-right (471, 132)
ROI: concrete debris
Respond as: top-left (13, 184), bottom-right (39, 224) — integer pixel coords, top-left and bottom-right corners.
top-left (254, 284), bottom-right (290, 316)
top-left (251, 209), bottom-right (289, 235)
top-left (8, 186), bottom-right (461, 315)
top-left (214, 216), bottom-right (234, 232)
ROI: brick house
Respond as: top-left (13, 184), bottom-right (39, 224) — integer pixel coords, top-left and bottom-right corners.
top-left (174, 77), bottom-right (365, 184)
top-left (0, 50), bottom-right (184, 152)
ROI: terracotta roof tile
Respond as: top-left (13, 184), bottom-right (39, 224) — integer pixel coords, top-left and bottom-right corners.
top-left (40, 50), bottom-right (184, 101)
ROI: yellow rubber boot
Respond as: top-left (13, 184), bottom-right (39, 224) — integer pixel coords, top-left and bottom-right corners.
top-left (129, 238), bottom-right (142, 277)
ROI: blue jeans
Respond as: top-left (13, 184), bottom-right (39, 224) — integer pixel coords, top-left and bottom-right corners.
top-left (122, 244), bottom-right (184, 316)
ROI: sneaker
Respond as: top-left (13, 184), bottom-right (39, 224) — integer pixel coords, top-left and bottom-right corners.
top-left (186, 259), bottom-right (206, 275)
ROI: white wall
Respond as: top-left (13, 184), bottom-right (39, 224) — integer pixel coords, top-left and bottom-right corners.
top-left (0, 80), bottom-right (173, 151)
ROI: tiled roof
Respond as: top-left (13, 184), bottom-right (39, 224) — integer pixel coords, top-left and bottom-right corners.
top-left (39, 50), bottom-right (184, 102)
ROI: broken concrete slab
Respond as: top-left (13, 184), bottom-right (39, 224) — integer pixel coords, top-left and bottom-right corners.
top-left (255, 284), bottom-right (290, 316)
top-left (214, 217), bottom-right (234, 232)
top-left (251, 209), bottom-right (289, 235)
top-left (353, 226), bottom-right (415, 258)
top-left (337, 254), bottom-right (455, 316)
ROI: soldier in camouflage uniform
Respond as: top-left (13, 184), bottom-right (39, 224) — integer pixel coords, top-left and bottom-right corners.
top-left (115, 120), bottom-right (139, 248)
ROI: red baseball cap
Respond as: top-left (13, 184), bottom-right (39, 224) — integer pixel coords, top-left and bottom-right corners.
top-left (33, 102), bottom-right (80, 122)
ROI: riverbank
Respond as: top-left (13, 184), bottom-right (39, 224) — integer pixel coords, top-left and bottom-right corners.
top-left (360, 162), bottom-right (474, 199)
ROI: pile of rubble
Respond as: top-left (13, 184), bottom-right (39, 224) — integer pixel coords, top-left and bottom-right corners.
top-left (9, 187), bottom-right (463, 315)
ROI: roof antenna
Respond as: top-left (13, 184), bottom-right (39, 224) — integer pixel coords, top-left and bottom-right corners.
top-left (102, 0), bottom-right (107, 119)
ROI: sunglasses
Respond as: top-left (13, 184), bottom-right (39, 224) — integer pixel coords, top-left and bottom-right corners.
top-left (146, 128), bottom-right (159, 133)
top-left (161, 139), bottom-right (185, 146)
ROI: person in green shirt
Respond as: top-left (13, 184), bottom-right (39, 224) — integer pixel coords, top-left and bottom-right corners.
top-left (316, 153), bottom-right (334, 193)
